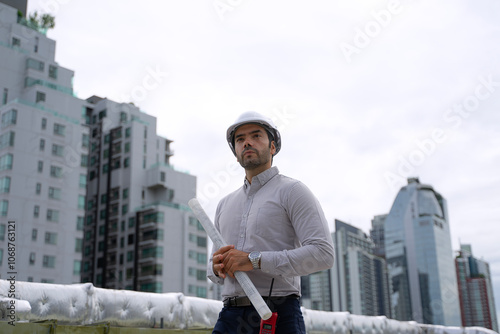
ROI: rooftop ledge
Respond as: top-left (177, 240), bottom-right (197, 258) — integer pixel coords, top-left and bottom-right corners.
top-left (0, 280), bottom-right (496, 334)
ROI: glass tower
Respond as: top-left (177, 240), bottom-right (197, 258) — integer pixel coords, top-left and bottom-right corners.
top-left (385, 177), bottom-right (461, 325)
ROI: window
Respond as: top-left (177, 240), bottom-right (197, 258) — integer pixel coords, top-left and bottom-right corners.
top-left (78, 195), bottom-right (85, 210)
top-left (142, 246), bottom-right (163, 259)
top-left (127, 251), bottom-right (134, 262)
top-left (112, 157), bottom-right (120, 170)
top-left (29, 252), bottom-right (36, 265)
top-left (36, 183), bottom-right (41, 194)
top-left (111, 128), bottom-right (122, 140)
top-left (75, 238), bottom-right (82, 252)
top-left (48, 65), bottom-right (58, 79)
top-left (124, 142), bottom-right (130, 153)
top-left (102, 163), bottom-right (108, 174)
top-left (26, 58), bottom-right (45, 71)
top-left (39, 139), bottom-right (45, 151)
top-left (0, 153), bottom-right (13, 170)
top-left (124, 156), bottom-right (130, 168)
top-left (36, 91), bottom-right (46, 103)
top-left (73, 260), bottom-right (81, 276)
top-left (51, 144), bottom-right (64, 157)
top-left (0, 131), bottom-right (15, 149)
top-left (0, 176), bottom-right (10, 193)
top-left (122, 204), bottom-right (128, 215)
top-left (38, 161), bottom-right (43, 173)
top-left (46, 209), bottom-right (59, 222)
top-left (12, 37), bottom-right (20, 47)
top-left (45, 232), bottom-right (57, 245)
top-left (79, 174), bottom-right (87, 188)
top-left (42, 255), bottom-right (56, 268)
top-left (34, 205), bottom-right (39, 217)
top-left (2, 88), bottom-right (7, 105)
top-left (98, 109), bottom-right (107, 120)
top-left (81, 154), bottom-right (88, 167)
top-left (0, 200), bottom-right (8, 216)
top-left (125, 127), bottom-right (131, 138)
top-left (128, 234), bottom-right (134, 245)
top-left (41, 118), bottom-right (47, 129)
top-left (1, 109), bottom-right (17, 128)
top-left (123, 188), bottom-right (129, 199)
top-left (120, 112), bottom-right (127, 122)
top-left (77, 216), bottom-right (84, 231)
top-left (48, 187), bottom-right (61, 200)
top-left (82, 134), bottom-right (89, 148)
top-left (112, 142), bottom-right (121, 154)
top-left (0, 224), bottom-right (5, 240)
top-left (32, 229), bottom-right (37, 241)
top-left (53, 123), bottom-right (65, 136)
top-left (50, 165), bottom-right (62, 178)
top-left (160, 171), bottom-right (166, 182)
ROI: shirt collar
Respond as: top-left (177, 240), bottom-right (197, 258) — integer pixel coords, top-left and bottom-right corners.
top-left (244, 166), bottom-right (279, 190)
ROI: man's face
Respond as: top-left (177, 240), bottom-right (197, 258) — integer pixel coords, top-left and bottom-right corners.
top-left (234, 123), bottom-right (276, 170)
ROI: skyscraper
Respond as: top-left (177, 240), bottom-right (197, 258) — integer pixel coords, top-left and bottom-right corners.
top-left (0, 0), bottom-right (88, 283)
top-left (456, 244), bottom-right (498, 332)
top-left (0, 1), bottom-right (208, 297)
top-left (385, 177), bottom-right (461, 325)
top-left (81, 97), bottom-right (208, 297)
top-left (331, 219), bottom-right (391, 317)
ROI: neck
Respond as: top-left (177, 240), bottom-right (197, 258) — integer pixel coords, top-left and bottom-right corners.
top-left (245, 164), bottom-right (271, 184)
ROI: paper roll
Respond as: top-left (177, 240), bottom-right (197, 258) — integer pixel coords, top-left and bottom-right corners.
top-left (188, 198), bottom-right (272, 320)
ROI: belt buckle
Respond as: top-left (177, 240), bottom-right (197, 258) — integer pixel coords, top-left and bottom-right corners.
top-left (227, 296), bottom-right (238, 307)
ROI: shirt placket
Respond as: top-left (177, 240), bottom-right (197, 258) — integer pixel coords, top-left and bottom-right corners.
top-left (237, 182), bottom-right (259, 250)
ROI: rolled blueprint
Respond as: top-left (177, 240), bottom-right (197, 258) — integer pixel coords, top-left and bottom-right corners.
top-left (188, 198), bottom-right (272, 320)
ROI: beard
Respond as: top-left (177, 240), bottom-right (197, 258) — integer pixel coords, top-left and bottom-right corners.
top-left (237, 147), bottom-right (271, 170)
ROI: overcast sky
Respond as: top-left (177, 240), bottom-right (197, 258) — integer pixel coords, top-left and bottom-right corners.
top-left (29, 0), bottom-right (500, 323)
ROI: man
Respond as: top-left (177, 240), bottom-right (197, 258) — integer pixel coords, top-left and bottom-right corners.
top-left (208, 111), bottom-right (334, 334)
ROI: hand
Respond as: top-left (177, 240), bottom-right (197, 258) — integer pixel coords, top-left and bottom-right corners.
top-left (212, 245), bottom-right (252, 279)
top-left (213, 245), bottom-right (235, 279)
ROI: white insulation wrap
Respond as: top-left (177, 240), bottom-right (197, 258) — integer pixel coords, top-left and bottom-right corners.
top-left (0, 280), bottom-right (498, 333)
top-left (188, 198), bottom-right (272, 320)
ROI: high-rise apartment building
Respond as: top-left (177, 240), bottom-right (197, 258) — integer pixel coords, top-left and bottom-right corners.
top-left (81, 97), bottom-right (208, 297)
top-left (0, 0), bottom-right (88, 283)
top-left (0, 1), bottom-right (208, 298)
top-left (301, 269), bottom-right (333, 311)
top-left (331, 219), bottom-right (391, 317)
top-left (385, 177), bottom-right (461, 325)
top-left (456, 244), bottom-right (498, 332)
top-left (370, 214), bottom-right (387, 258)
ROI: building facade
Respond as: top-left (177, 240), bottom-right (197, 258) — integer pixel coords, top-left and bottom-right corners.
top-left (385, 177), bottom-right (461, 325)
top-left (81, 97), bottom-right (208, 297)
top-left (456, 244), bottom-right (498, 332)
top-left (0, 0), bottom-right (87, 283)
top-left (331, 219), bottom-right (391, 317)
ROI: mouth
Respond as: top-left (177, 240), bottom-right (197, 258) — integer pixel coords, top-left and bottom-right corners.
top-left (243, 149), bottom-right (256, 156)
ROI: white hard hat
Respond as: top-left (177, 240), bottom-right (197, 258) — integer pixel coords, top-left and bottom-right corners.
top-left (226, 111), bottom-right (281, 156)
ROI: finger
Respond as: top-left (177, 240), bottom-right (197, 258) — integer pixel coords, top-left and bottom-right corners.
top-left (213, 244), bottom-right (235, 256)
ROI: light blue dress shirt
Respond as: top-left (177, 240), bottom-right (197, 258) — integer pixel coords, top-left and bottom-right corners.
top-left (208, 166), bottom-right (335, 299)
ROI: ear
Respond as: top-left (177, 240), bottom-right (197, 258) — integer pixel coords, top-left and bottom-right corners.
top-left (270, 141), bottom-right (276, 155)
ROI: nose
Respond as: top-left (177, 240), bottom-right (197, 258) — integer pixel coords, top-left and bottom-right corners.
top-left (243, 137), bottom-right (253, 148)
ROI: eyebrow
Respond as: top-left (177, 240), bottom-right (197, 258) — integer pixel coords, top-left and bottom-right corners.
top-left (235, 129), bottom-right (263, 139)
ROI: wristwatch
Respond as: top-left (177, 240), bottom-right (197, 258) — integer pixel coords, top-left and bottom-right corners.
top-left (248, 251), bottom-right (261, 269)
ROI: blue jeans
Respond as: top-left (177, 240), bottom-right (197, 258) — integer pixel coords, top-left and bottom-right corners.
top-left (212, 298), bottom-right (306, 334)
